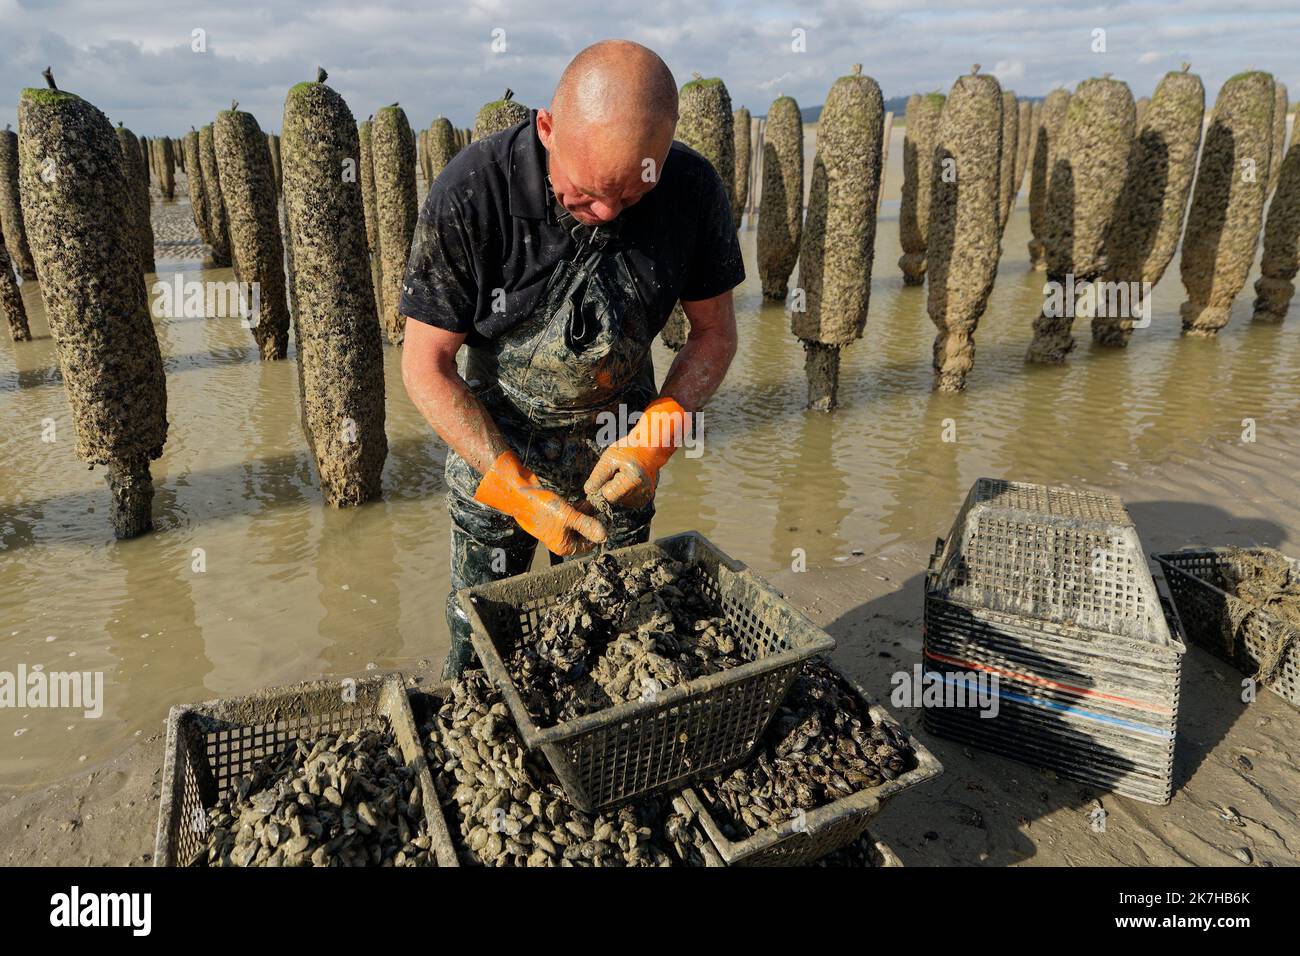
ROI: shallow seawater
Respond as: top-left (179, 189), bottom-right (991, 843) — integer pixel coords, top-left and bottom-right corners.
top-left (2, 130), bottom-right (1299, 788)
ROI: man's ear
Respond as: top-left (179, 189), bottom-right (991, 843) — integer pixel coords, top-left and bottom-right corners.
top-left (536, 109), bottom-right (555, 150)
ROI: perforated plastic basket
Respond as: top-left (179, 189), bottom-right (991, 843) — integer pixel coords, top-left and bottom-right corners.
top-left (923, 479), bottom-right (1184, 805)
top-left (461, 532), bottom-right (837, 812)
top-left (1155, 548), bottom-right (1299, 708)
top-left (154, 674), bottom-right (458, 867)
top-left (681, 661), bottom-right (942, 866)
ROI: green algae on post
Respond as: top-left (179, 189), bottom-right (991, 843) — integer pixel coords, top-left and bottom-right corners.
top-left (115, 124), bottom-right (154, 276)
top-left (473, 89), bottom-right (529, 141)
top-left (926, 68), bottom-right (1003, 391)
top-left (1098, 67), bottom-right (1204, 346)
top-left (793, 65), bottom-right (884, 410)
top-left (17, 79), bottom-right (167, 539)
top-left (732, 106), bottom-right (751, 229)
top-left (1027, 89), bottom-right (1070, 271)
top-left (199, 124), bottom-right (232, 267)
top-left (757, 95), bottom-right (803, 300)
top-left (0, 126), bottom-right (37, 280)
top-left (0, 231), bottom-right (30, 341)
top-left (1252, 138), bottom-right (1300, 322)
top-left (898, 92), bottom-right (944, 286)
top-left (1179, 71), bottom-right (1275, 337)
top-left (282, 77), bottom-right (388, 506)
top-left (997, 89), bottom-right (1019, 233)
top-left (215, 105), bottom-right (290, 360)
top-left (1027, 76), bottom-right (1135, 363)
top-left (373, 104), bottom-right (418, 345)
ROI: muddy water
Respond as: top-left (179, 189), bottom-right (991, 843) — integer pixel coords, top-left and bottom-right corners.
top-left (3, 129), bottom-right (1299, 789)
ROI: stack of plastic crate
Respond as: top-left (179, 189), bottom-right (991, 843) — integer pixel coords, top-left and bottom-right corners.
top-left (923, 478), bottom-right (1185, 804)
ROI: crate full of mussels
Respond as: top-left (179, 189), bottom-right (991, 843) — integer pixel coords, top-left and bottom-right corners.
top-left (155, 674), bottom-right (459, 866)
top-left (461, 532), bottom-right (837, 811)
top-left (923, 478), bottom-right (1185, 805)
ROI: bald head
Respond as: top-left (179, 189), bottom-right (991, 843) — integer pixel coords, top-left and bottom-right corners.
top-left (553, 40), bottom-right (678, 132)
top-left (539, 40), bottom-right (679, 225)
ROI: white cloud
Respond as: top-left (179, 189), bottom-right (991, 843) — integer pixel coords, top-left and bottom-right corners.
top-left (0, 0), bottom-right (1295, 135)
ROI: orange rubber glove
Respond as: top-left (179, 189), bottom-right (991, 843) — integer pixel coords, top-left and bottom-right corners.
top-left (584, 396), bottom-right (689, 508)
top-left (474, 450), bottom-right (607, 556)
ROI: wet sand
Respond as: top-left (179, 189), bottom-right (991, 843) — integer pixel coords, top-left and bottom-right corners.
top-left (2, 143), bottom-right (1298, 866)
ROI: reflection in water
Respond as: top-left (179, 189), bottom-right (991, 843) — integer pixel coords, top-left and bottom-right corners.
top-left (2, 129), bottom-right (1299, 788)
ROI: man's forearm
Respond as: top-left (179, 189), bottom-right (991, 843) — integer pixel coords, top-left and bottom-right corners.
top-left (660, 294), bottom-right (738, 412)
top-left (401, 342), bottom-right (510, 478)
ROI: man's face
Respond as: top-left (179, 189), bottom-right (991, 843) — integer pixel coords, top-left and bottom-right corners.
top-left (537, 108), bottom-right (673, 226)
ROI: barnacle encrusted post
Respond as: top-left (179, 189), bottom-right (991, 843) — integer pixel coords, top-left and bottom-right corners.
top-left (115, 124), bottom-right (155, 275)
top-left (18, 80), bottom-right (168, 538)
top-left (0, 125), bottom-right (37, 280)
top-left (426, 117), bottom-right (456, 184)
top-left (267, 132), bottom-right (283, 197)
top-left (157, 136), bottom-right (176, 200)
top-left (1097, 67), bottom-right (1204, 345)
top-left (373, 103), bottom-right (418, 345)
top-left (732, 106), bottom-right (751, 229)
top-left (358, 118), bottom-right (385, 329)
top-left (1252, 138), bottom-right (1300, 322)
top-left (1027, 76), bottom-right (1135, 362)
top-left (473, 89), bottom-right (529, 141)
top-left (215, 105), bottom-right (290, 360)
top-left (1269, 81), bottom-right (1288, 196)
top-left (1026, 89), bottom-right (1070, 271)
top-left (757, 95), bottom-right (803, 300)
top-left (0, 231), bottom-right (30, 341)
top-left (898, 92), bottom-right (944, 285)
top-left (1012, 98), bottom-right (1032, 199)
top-left (282, 76), bottom-right (388, 505)
top-left (198, 123), bottom-right (232, 266)
top-left (1178, 71), bottom-right (1276, 336)
top-left (793, 65), bottom-right (884, 410)
top-left (183, 129), bottom-right (214, 250)
top-left (996, 89), bottom-right (1020, 233)
top-left (926, 68), bottom-right (1004, 391)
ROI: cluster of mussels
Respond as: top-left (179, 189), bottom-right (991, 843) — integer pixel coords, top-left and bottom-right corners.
top-left (203, 727), bottom-right (434, 867)
top-left (422, 672), bottom-right (715, 867)
top-left (694, 659), bottom-right (916, 838)
top-left (506, 553), bottom-right (744, 725)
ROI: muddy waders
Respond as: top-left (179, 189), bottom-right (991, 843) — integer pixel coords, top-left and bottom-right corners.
top-left (443, 219), bottom-right (659, 678)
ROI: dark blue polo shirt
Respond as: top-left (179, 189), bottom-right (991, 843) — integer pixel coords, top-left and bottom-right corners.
top-left (398, 110), bottom-right (744, 347)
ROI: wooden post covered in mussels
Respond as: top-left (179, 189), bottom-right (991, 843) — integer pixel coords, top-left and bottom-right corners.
top-left (926, 67), bottom-right (1003, 392)
top-left (793, 65), bottom-right (884, 411)
top-left (18, 74), bottom-right (168, 538)
top-left (282, 70), bottom-right (388, 505)
top-left (757, 95), bottom-right (803, 300)
top-left (732, 106), bottom-right (751, 230)
top-left (1178, 71), bottom-right (1275, 336)
top-left (1026, 89), bottom-right (1070, 271)
top-left (372, 103), bottom-right (418, 346)
top-left (115, 123), bottom-right (154, 276)
top-left (198, 124), bottom-right (232, 266)
top-left (898, 92), bottom-right (944, 286)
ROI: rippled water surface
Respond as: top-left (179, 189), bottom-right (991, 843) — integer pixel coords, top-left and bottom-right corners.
top-left (3, 128), bottom-right (1299, 787)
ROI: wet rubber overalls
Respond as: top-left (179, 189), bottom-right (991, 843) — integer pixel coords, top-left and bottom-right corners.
top-left (442, 200), bottom-right (659, 678)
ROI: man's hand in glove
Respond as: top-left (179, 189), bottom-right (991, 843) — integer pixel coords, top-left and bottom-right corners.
top-left (584, 396), bottom-right (689, 509)
top-left (475, 450), bottom-right (607, 556)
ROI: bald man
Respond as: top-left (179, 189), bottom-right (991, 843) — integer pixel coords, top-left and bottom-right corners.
top-left (400, 40), bottom-right (742, 677)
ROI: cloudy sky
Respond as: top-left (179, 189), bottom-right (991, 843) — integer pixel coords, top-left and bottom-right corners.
top-left (1, 0), bottom-right (1297, 135)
